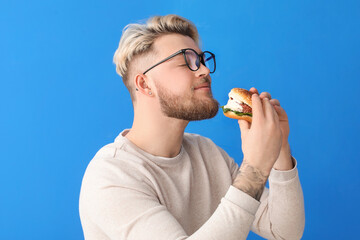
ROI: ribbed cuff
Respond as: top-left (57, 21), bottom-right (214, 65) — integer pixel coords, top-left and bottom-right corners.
top-left (225, 185), bottom-right (261, 214)
top-left (269, 156), bottom-right (298, 182)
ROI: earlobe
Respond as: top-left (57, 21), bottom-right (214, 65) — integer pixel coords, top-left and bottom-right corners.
top-left (134, 73), bottom-right (153, 95)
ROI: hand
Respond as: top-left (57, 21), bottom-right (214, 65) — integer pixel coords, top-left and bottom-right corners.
top-left (249, 87), bottom-right (290, 146)
top-left (238, 92), bottom-right (283, 176)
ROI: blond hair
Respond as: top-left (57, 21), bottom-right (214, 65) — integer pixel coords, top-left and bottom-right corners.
top-left (113, 14), bottom-right (200, 101)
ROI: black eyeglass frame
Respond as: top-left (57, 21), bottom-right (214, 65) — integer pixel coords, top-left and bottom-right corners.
top-left (142, 48), bottom-right (216, 74)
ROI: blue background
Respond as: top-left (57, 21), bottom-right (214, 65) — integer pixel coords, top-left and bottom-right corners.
top-left (1, 0), bottom-right (359, 239)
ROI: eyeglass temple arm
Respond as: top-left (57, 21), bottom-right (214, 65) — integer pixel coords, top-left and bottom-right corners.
top-left (143, 50), bottom-right (184, 74)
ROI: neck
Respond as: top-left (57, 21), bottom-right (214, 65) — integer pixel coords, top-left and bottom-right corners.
top-left (125, 103), bottom-right (189, 158)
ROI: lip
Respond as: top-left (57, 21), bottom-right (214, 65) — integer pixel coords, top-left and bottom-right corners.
top-left (195, 86), bottom-right (210, 91)
top-left (194, 83), bottom-right (210, 90)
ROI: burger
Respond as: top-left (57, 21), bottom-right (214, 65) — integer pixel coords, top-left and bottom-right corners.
top-left (220, 88), bottom-right (253, 123)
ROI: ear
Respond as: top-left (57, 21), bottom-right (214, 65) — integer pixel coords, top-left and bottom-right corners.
top-left (134, 73), bottom-right (153, 96)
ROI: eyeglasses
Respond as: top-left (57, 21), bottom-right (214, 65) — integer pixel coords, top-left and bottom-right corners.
top-left (143, 48), bottom-right (216, 74)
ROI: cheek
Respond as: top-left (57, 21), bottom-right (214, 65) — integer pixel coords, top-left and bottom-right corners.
top-left (173, 78), bottom-right (193, 95)
top-left (157, 71), bottom-right (194, 94)
top-left (160, 80), bottom-right (190, 96)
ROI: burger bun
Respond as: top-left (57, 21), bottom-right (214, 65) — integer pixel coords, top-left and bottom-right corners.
top-left (223, 111), bottom-right (252, 123)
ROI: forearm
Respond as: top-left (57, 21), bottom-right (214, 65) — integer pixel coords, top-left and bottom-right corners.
top-left (82, 180), bottom-right (262, 240)
top-left (267, 162), bottom-right (305, 239)
top-left (272, 142), bottom-right (293, 171)
top-left (233, 143), bottom-right (294, 201)
top-left (232, 161), bottom-right (269, 201)
top-left (250, 158), bottom-right (305, 240)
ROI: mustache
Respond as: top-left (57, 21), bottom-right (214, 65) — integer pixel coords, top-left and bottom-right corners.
top-left (193, 77), bottom-right (211, 89)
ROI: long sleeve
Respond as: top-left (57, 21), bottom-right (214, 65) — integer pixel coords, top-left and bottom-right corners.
top-left (251, 157), bottom-right (305, 240)
top-left (79, 157), bottom-right (262, 240)
top-left (224, 151), bottom-right (305, 240)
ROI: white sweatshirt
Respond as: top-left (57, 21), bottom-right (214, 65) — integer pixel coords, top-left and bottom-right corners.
top-left (79, 129), bottom-right (305, 240)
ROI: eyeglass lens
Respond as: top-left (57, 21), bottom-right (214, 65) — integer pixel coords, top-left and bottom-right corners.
top-left (203, 52), bottom-right (215, 73)
top-left (184, 49), bottom-right (215, 73)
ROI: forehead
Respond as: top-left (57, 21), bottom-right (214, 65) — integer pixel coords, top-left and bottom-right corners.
top-left (153, 33), bottom-right (201, 58)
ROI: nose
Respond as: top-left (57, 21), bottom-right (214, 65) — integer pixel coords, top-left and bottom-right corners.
top-left (195, 62), bottom-right (210, 78)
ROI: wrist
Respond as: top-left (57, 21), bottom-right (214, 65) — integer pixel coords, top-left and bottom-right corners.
top-left (233, 162), bottom-right (269, 201)
top-left (273, 143), bottom-right (293, 170)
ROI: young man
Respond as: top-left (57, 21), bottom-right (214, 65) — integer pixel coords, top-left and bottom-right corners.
top-left (79, 15), bottom-right (305, 240)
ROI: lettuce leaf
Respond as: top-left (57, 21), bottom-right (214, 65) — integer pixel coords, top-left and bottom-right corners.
top-left (220, 106), bottom-right (252, 117)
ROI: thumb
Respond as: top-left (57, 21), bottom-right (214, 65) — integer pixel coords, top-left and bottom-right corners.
top-left (238, 119), bottom-right (249, 138)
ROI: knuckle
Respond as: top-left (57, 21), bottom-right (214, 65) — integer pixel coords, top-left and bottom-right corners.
top-left (261, 92), bottom-right (271, 99)
top-left (270, 99), bottom-right (280, 105)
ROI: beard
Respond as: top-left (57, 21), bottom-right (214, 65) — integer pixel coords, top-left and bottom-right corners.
top-left (155, 81), bottom-right (219, 121)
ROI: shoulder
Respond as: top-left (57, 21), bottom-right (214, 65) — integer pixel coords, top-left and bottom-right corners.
top-left (92, 142), bottom-right (118, 159)
top-left (80, 141), bottom-right (156, 196)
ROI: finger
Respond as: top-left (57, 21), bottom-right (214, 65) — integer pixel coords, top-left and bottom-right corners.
top-left (249, 87), bottom-right (259, 95)
top-left (269, 99), bottom-right (280, 106)
top-left (251, 93), bottom-right (264, 124)
top-left (274, 105), bottom-right (288, 120)
top-left (238, 119), bottom-right (250, 138)
top-left (259, 92), bottom-right (272, 100)
top-left (263, 97), bottom-right (277, 122)
top-left (272, 104), bottom-right (280, 123)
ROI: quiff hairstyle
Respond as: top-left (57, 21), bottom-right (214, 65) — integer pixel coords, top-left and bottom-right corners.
top-left (113, 14), bottom-right (200, 102)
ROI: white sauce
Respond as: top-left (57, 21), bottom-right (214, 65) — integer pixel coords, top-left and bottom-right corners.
top-left (224, 92), bottom-right (243, 112)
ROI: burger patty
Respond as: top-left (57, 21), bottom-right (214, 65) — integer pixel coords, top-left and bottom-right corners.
top-left (240, 103), bottom-right (252, 113)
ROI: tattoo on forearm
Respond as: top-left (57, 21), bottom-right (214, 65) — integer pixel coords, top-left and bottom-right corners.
top-left (233, 162), bottom-right (269, 201)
